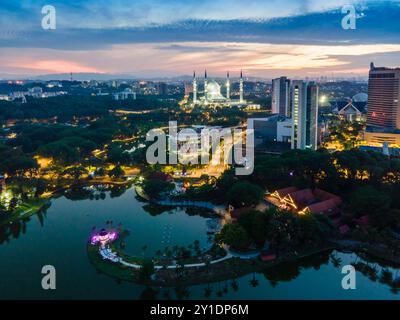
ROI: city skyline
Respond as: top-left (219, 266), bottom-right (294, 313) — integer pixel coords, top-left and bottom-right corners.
top-left (1, 0), bottom-right (400, 79)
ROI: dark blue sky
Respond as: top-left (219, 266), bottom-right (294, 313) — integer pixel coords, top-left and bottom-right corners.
top-left (0, 0), bottom-right (399, 78)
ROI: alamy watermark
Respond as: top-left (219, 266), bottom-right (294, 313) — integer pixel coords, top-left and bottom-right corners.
top-left (41, 5), bottom-right (56, 30)
top-left (341, 264), bottom-right (356, 290)
top-left (41, 265), bottom-right (56, 290)
top-left (145, 120), bottom-right (254, 176)
top-left (341, 5), bottom-right (357, 30)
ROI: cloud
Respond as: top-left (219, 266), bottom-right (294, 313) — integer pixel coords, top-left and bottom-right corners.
top-left (1, 41), bottom-right (400, 78)
top-left (0, 1), bottom-right (399, 77)
top-left (1, 1), bottom-right (400, 51)
top-left (0, 0), bottom-right (372, 29)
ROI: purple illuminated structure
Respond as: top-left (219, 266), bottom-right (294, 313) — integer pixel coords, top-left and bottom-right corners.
top-left (90, 228), bottom-right (118, 247)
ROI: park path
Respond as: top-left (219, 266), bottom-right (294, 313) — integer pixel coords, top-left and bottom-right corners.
top-left (102, 248), bottom-right (233, 270)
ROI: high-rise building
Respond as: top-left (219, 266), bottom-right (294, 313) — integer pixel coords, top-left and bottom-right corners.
top-left (272, 76), bottom-right (291, 116)
top-left (157, 82), bottom-right (168, 95)
top-left (226, 71), bottom-right (230, 100)
top-left (291, 81), bottom-right (319, 150)
top-left (239, 70), bottom-right (244, 103)
top-left (366, 63), bottom-right (400, 129)
top-left (192, 71), bottom-right (197, 103)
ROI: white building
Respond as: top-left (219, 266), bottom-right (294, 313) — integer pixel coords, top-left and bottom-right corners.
top-left (191, 70), bottom-right (255, 108)
top-left (277, 118), bottom-right (292, 143)
top-left (113, 88), bottom-right (137, 100)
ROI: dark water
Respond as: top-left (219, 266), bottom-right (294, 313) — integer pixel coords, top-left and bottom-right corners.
top-left (0, 186), bottom-right (399, 300)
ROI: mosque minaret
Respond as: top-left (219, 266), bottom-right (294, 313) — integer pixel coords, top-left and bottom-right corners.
top-left (191, 69), bottom-right (249, 107)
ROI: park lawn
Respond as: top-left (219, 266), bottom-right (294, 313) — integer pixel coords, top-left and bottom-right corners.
top-left (87, 244), bottom-right (137, 282)
top-left (0, 198), bottom-right (47, 226)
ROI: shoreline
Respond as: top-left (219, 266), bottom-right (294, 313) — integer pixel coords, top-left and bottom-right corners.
top-left (87, 241), bottom-right (334, 287)
top-left (0, 178), bottom-right (133, 227)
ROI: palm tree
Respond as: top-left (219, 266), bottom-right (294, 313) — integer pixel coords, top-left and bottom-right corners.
top-left (142, 245), bottom-right (148, 259)
top-left (379, 269), bottom-right (393, 285)
top-left (166, 249), bottom-right (173, 260)
top-left (231, 279), bottom-right (239, 292)
top-left (368, 266), bottom-right (378, 282)
top-left (175, 286), bottom-right (190, 300)
top-left (204, 286), bottom-right (212, 298)
top-left (155, 249), bottom-right (162, 262)
top-left (163, 290), bottom-right (171, 300)
top-left (250, 273), bottom-right (259, 288)
top-left (330, 253), bottom-right (342, 268)
top-left (172, 245), bottom-right (179, 258)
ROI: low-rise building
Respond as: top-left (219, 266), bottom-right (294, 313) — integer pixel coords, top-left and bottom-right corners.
top-left (335, 99), bottom-right (367, 122)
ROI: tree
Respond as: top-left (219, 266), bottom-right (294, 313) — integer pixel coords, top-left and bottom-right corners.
top-left (216, 224), bottom-right (250, 249)
top-left (139, 260), bottom-right (155, 281)
top-left (142, 178), bottom-right (174, 199)
top-left (349, 186), bottom-right (391, 224)
top-left (108, 165), bottom-right (124, 178)
top-left (238, 210), bottom-right (267, 243)
top-left (2, 155), bottom-right (38, 176)
top-left (62, 166), bottom-right (88, 180)
top-left (226, 181), bottom-right (263, 207)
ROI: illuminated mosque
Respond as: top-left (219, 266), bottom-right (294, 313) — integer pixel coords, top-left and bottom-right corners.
top-left (191, 70), bottom-right (250, 107)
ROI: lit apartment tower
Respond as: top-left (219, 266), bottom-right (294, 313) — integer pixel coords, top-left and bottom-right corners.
top-left (226, 71), bottom-right (230, 100)
top-left (366, 63), bottom-right (400, 129)
top-left (239, 70), bottom-right (244, 103)
top-left (192, 71), bottom-right (197, 103)
top-left (204, 69), bottom-right (208, 104)
top-left (272, 76), bottom-right (291, 116)
top-left (291, 81), bottom-right (319, 150)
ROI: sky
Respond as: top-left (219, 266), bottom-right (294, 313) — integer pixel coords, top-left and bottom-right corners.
top-left (0, 0), bottom-right (400, 79)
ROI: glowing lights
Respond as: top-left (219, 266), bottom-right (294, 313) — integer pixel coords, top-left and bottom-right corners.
top-left (90, 229), bottom-right (118, 247)
top-left (319, 95), bottom-right (327, 104)
top-left (34, 156), bottom-right (53, 169)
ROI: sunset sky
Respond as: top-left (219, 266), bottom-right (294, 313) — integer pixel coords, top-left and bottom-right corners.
top-left (1, 0), bottom-right (400, 79)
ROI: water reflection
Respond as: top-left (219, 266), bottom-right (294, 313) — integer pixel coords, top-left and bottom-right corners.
top-left (0, 185), bottom-right (130, 245)
top-left (0, 208), bottom-right (49, 245)
top-left (2, 183), bottom-right (400, 299)
top-left (135, 249), bottom-right (400, 300)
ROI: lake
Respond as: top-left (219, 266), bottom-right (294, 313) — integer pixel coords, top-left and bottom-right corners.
top-left (0, 185), bottom-right (399, 300)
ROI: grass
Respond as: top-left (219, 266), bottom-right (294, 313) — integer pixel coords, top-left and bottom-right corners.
top-left (0, 198), bottom-right (48, 226)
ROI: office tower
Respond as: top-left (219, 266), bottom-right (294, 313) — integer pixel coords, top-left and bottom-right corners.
top-left (291, 80), bottom-right (319, 150)
top-left (204, 69), bottom-right (208, 103)
top-left (366, 63), bottom-right (400, 129)
top-left (226, 71), bottom-right (230, 100)
top-left (272, 76), bottom-right (291, 116)
top-left (157, 82), bottom-right (168, 95)
top-left (192, 71), bottom-right (197, 103)
top-left (239, 70), bottom-right (244, 103)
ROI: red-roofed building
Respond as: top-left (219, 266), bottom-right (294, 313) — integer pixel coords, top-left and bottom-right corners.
top-left (339, 224), bottom-right (350, 235)
top-left (270, 187), bottom-right (298, 201)
top-left (301, 199), bottom-right (340, 216)
top-left (260, 253), bottom-right (277, 262)
top-left (356, 215), bottom-right (370, 229)
top-left (314, 188), bottom-right (342, 207)
top-left (282, 188), bottom-right (314, 210)
top-left (268, 186), bottom-right (342, 218)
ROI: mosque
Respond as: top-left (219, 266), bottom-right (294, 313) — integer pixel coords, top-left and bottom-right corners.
top-left (191, 70), bottom-right (251, 107)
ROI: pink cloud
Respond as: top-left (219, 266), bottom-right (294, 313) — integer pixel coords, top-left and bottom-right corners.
top-left (12, 60), bottom-right (104, 74)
